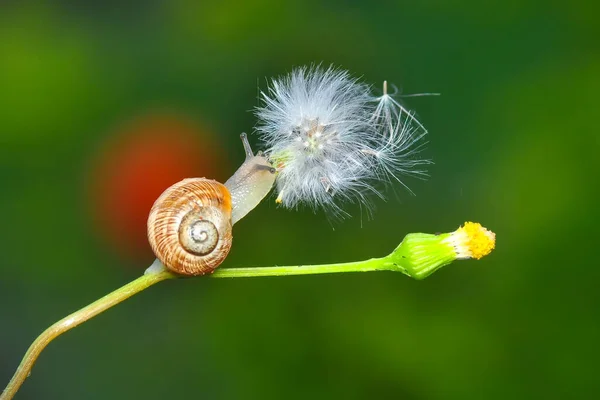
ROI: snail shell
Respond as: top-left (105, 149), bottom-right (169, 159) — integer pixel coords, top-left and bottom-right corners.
top-left (147, 178), bottom-right (233, 276)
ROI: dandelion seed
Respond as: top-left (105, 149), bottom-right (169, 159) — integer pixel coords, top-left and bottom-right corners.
top-left (255, 65), bottom-right (431, 218)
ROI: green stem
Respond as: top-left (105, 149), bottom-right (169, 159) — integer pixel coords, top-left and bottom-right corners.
top-left (0, 270), bottom-right (177, 400)
top-left (1, 257), bottom-right (402, 400)
top-left (211, 257), bottom-right (393, 278)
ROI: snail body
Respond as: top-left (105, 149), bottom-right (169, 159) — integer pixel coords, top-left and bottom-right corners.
top-left (147, 134), bottom-right (276, 276)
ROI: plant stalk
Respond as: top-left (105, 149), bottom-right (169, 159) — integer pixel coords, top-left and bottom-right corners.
top-left (1, 258), bottom-right (400, 399)
top-left (2, 219), bottom-right (498, 400)
top-left (0, 270), bottom-right (177, 400)
top-left (211, 257), bottom-right (392, 278)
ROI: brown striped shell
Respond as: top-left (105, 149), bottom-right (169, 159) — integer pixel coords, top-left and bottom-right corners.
top-left (147, 178), bottom-right (233, 276)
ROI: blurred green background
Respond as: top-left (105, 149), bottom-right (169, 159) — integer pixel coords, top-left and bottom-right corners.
top-left (1, 1), bottom-right (598, 399)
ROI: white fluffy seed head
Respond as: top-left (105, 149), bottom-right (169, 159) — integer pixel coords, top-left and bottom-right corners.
top-left (255, 65), bottom-right (431, 218)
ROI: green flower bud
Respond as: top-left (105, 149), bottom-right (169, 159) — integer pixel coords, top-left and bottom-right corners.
top-left (386, 222), bottom-right (496, 280)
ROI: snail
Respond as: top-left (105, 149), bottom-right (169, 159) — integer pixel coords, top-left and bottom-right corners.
top-left (147, 133), bottom-right (276, 276)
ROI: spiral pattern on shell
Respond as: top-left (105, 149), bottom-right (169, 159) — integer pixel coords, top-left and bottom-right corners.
top-left (147, 178), bottom-right (233, 275)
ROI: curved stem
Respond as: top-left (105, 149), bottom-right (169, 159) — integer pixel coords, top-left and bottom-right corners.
top-left (0, 270), bottom-right (177, 400)
top-left (2, 222), bottom-right (496, 399)
top-left (1, 258), bottom-right (397, 399)
top-left (1, 242), bottom-right (438, 400)
top-left (1, 225), bottom-right (495, 399)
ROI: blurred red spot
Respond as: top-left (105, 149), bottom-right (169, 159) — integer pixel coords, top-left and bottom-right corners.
top-left (89, 113), bottom-right (226, 268)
